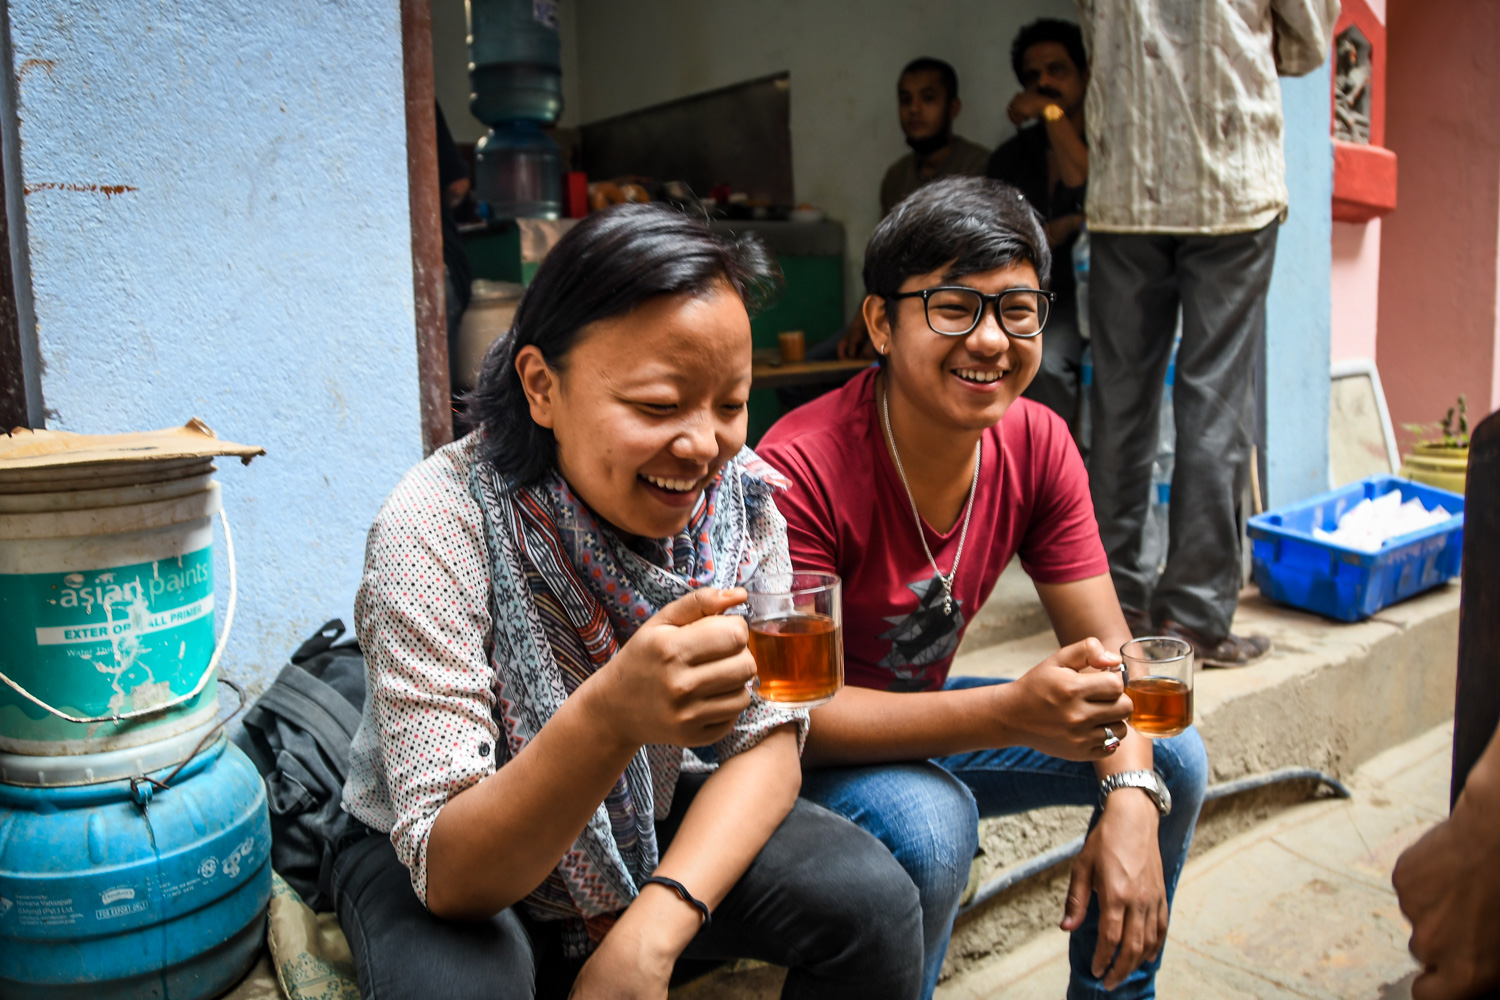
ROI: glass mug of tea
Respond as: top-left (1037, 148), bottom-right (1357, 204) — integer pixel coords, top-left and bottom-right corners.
top-left (742, 572), bottom-right (844, 709)
top-left (1120, 637), bottom-right (1194, 738)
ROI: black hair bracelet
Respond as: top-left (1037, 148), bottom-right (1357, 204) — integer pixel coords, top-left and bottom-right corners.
top-left (641, 875), bottom-right (711, 926)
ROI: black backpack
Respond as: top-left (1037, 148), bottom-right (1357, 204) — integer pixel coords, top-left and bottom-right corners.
top-left (233, 619), bottom-right (367, 910)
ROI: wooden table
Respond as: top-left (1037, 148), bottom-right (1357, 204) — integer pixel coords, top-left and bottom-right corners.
top-left (750, 350), bottom-right (872, 391)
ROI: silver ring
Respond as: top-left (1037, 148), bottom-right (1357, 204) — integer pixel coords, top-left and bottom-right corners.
top-left (1102, 725), bottom-right (1122, 751)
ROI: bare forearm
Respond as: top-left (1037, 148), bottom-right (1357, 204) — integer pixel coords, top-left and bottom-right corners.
top-left (655, 726), bottom-right (800, 907)
top-left (426, 678), bottom-right (636, 919)
top-left (616, 726), bottom-right (802, 958)
top-left (1096, 726), bottom-right (1153, 779)
top-left (801, 684), bottom-right (1010, 767)
top-left (1046, 118), bottom-right (1089, 188)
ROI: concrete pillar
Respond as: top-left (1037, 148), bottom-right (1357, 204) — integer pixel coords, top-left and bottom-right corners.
top-left (1264, 65), bottom-right (1334, 506)
top-left (0, 1), bottom-right (426, 689)
top-left (1377, 0), bottom-right (1500, 445)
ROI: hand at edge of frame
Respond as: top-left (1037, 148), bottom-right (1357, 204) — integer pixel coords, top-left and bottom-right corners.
top-left (1393, 754), bottom-right (1500, 1000)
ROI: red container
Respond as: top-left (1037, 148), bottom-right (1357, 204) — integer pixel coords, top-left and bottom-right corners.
top-left (565, 171), bottom-right (589, 218)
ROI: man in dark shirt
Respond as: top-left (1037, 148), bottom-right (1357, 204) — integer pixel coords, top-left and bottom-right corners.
top-left (879, 57), bottom-right (991, 217)
top-left (987, 19), bottom-right (1090, 433)
top-left (837, 59), bottom-right (990, 361)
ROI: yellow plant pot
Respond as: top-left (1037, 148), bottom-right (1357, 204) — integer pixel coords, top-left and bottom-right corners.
top-left (1400, 442), bottom-right (1469, 494)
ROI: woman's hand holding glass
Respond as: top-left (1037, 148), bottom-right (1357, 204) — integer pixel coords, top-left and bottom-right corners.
top-left (587, 587), bottom-right (757, 750)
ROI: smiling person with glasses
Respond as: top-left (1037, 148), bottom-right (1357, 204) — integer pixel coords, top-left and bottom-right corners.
top-left (757, 177), bottom-right (1208, 1000)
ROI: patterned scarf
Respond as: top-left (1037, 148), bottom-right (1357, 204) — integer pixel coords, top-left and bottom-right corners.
top-left (469, 449), bottom-right (785, 943)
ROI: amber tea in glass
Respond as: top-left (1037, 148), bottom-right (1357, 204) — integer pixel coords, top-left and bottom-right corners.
top-left (1121, 636), bottom-right (1194, 738)
top-left (745, 572), bottom-right (843, 708)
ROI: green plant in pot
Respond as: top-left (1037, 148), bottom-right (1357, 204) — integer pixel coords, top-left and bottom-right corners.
top-left (1400, 395), bottom-right (1470, 494)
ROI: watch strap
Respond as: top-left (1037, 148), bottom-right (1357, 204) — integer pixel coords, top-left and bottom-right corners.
top-left (1099, 769), bottom-right (1171, 816)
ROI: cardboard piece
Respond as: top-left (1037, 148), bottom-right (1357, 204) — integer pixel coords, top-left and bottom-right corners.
top-left (1, 418), bottom-right (264, 471)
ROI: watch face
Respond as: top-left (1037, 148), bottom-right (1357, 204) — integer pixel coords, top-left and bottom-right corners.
top-left (1154, 773), bottom-right (1172, 814)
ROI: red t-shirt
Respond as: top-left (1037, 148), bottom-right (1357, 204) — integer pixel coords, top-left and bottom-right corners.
top-left (756, 368), bottom-right (1109, 692)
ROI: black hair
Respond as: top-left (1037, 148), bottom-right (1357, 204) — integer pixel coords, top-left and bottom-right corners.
top-left (900, 57), bottom-right (960, 102)
top-left (465, 203), bottom-right (780, 488)
top-left (1010, 18), bottom-right (1088, 85)
top-left (863, 176), bottom-right (1051, 308)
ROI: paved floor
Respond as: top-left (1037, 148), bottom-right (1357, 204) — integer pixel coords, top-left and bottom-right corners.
top-left (938, 721), bottom-right (1450, 999)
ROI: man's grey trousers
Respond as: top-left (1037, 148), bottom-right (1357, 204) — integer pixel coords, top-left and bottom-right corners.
top-left (1087, 223), bottom-right (1279, 642)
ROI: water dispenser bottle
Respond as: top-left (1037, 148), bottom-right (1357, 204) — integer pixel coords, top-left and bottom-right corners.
top-left (475, 120), bottom-right (563, 220)
top-left (467, 0), bottom-right (563, 124)
top-left (468, 0), bottom-right (564, 219)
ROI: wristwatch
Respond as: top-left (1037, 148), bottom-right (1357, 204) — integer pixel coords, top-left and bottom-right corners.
top-left (1099, 770), bottom-right (1172, 816)
top-left (1042, 103), bottom-right (1065, 122)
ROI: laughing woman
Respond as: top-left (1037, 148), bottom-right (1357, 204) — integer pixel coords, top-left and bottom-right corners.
top-left (333, 205), bottom-right (922, 1000)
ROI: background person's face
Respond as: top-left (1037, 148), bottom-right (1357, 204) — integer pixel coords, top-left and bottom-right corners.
top-left (1019, 41), bottom-right (1087, 113)
top-left (523, 283), bottom-right (752, 539)
top-left (875, 260), bottom-right (1045, 432)
top-left (898, 69), bottom-right (955, 142)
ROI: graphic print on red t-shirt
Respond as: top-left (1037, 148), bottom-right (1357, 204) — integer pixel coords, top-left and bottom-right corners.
top-left (876, 573), bottom-right (966, 691)
top-left (756, 368), bottom-right (1109, 692)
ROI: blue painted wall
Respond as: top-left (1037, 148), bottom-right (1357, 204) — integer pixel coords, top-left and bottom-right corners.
top-left (4, 1), bottom-right (425, 694)
top-left (1264, 65), bottom-right (1333, 507)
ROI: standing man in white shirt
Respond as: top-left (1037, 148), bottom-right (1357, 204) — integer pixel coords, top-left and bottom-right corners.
top-left (1078, 0), bottom-right (1340, 667)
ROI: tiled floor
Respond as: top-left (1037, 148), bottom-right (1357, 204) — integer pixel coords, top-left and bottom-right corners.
top-left (939, 722), bottom-right (1450, 999)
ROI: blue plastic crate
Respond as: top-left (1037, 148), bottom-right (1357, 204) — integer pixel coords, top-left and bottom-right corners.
top-left (1246, 475), bottom-right (1464, 622)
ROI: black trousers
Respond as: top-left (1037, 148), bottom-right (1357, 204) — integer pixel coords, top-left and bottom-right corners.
top-left (1088, 223), bottom-right (1279, 641)
top-left (332, 773), bottom-right (925, 1000)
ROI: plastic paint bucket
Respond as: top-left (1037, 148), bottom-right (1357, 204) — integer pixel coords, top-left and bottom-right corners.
top-left (0, 482), bottom-right (222, 755)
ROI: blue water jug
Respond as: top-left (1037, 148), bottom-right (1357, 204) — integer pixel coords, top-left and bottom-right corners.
top-left (468, 0), bottom-right (563, 125)
top-left (0, 737), bottom-right (271, 999)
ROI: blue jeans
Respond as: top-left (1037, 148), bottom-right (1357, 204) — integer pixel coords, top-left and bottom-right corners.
top-left (800, 676), bottom-right (1209, 1000)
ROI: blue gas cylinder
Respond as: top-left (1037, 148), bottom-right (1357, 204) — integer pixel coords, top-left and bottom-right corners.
top-left (0, 736), bottom-right (271, 999)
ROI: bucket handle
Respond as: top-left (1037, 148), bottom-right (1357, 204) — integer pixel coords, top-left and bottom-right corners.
top-left (0, 505), bottom-right (239, 725)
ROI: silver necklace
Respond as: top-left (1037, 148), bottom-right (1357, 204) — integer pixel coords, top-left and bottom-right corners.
top-left (880, 381), bottom-right (980, 617)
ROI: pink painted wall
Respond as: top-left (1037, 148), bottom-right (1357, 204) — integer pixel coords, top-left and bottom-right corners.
top-left (1331, 218), bottom-right (1382, 362)
top-left (1377, 0), bottom-right (1500, 448)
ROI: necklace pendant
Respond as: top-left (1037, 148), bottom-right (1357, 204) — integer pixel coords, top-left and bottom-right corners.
top-left (943, 596), bottom-right (953, 617)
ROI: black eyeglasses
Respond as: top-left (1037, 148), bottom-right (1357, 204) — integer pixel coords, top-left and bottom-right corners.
top-left (888, 286), bottom-right (1055, 338)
